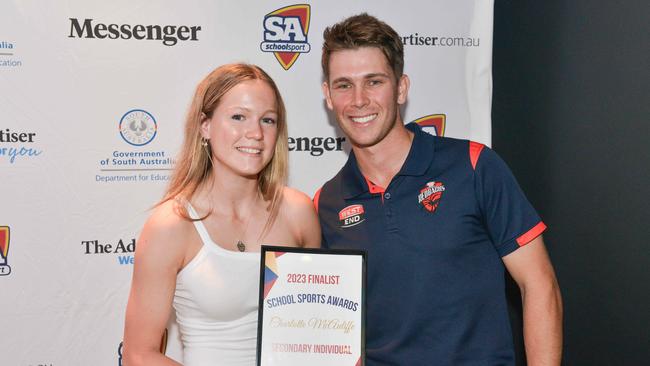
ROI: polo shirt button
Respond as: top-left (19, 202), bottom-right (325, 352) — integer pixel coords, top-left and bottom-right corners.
top-left (384, 192), bottom-right (391, 200)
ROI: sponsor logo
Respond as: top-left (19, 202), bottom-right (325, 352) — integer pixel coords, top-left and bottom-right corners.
top-left (0, 128), bottom-right (43, 164)
top-left (418, 181), bottom-right (445, 213)
top-left (68, 18), bottom-right (201, 46)
top-left (0, 40), bottom-right (22, 68)
top-left (120, 109), bottom-right (157, 146)
top-left (413, 114), bottom-right (446, 137)
top-left (261, 4), bottom-right (311, 70)
top-left (96, 109), bottom-right (174, 183)
top-left (339, 204), bottom-right (365, 228)
top-left (118, 329), bottom-right (167, 365)
top-left (288, 136), bottom-right (346, 156)
top-left (82, 238), bottom-right (136, 265)
top-left (401, 33), bottom-right (480, 47)
top-left (0, 226), bottom-right (11, 276)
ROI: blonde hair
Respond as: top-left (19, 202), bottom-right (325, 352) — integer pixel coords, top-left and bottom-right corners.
top-left (161, 64), bottom-right (288, 233)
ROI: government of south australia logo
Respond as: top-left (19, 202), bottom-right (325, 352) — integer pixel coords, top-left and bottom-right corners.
top-left (0, 226), bottom-right (11, 276)
top-left (261, 4), bottom-right (311, 70)
top-left (119, 109), bottom-right (157, 146)
top-left (414, 114), bottom-right (446, 136)
top-left (1, 41), bottom-right (22, 68)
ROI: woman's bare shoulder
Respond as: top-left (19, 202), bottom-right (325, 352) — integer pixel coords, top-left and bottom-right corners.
top-left (279, 186), bottom-right (316, 213)
top-left (278, 187), bottom-right (321, 248)
top-left (137, 199), bottom-right (195, 263)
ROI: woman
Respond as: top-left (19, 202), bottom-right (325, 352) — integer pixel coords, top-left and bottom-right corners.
top-left (123, 64), bottom-right (321, 365)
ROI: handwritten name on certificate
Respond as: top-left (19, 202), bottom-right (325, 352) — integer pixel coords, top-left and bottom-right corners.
top-left (257, 246), bottom-right (366, 366)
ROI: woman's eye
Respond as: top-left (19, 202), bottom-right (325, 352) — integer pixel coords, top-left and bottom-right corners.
top-left (262, 117), bottom-right (276, 125)
top-left (231, 114), bottom-right (245, 121)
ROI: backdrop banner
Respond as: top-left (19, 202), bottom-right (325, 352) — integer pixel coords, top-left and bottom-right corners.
top-left (0, 1), bottom-right (494, 364)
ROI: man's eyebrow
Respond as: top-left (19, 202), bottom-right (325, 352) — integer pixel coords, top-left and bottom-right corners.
top-left (364, 72), bottom-right (391, 79)
top-left (330, 76), bottom-right (352, 84)
top-left (330, 73), bottom-right (391, 84)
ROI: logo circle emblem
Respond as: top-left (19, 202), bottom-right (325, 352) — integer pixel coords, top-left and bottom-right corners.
top-left (119, 109), bottom-right (157, 146)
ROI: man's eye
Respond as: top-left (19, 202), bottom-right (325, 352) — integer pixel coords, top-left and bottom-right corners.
top-left (231, 114), bottom-right (245, 121)
top-left (368, 79), bottom-right (383, 86)
top-left (335, 83), bottom-right (351, 90)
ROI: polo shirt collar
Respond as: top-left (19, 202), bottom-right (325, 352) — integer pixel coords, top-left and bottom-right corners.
top-left (339, 122), bottom-right (435, 199)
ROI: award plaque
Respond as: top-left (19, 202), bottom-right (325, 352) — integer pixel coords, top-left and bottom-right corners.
top-left (257, 246), bottom-right (366, 366)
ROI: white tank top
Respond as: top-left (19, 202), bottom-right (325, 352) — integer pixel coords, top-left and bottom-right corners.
top-left (173, 204), bottom-right (260, 366)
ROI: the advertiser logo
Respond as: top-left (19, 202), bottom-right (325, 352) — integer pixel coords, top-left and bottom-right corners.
top-left (401, 33), bottom-right (480, 47)
top-left (418, 181), bottom-right (445, 213)
top-left (0, 128), bottom-right (43, 164)
top-left (0, 41), bottom-right (22, 68)
top-left (413, 114), bottom-right (446, 137)
top-left (0, 226), bottom-right (11, 276)
top-left (339, 204), bottom-right (365, 228)
top-left (261, 4), bottom-right (311, 70)
top-left (96, 109), bottom-right (174, 184)
top-left (82, 238), bottom-right (136, 265)
top-left (68, 18), bottom-right (201, 46)
top-left (288, 136), bottom-right (346, 156)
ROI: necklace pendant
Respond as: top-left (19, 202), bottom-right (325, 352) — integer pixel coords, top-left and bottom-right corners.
top-left (236, 240), bottom-right (246, 252)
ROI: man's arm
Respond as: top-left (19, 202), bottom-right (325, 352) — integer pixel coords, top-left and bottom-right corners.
top-left (503, 235), bottom-right (563, 366)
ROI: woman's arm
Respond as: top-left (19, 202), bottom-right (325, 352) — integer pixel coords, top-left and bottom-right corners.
top-left (123, 203), bottom-right (188, 366)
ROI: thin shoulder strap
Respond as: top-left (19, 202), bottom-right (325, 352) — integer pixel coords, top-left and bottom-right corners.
top-left (186, 203), bottom-right (211, 246)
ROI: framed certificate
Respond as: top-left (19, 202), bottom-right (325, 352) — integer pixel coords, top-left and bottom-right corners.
top-left (256, 246), bottom-right (366, 366)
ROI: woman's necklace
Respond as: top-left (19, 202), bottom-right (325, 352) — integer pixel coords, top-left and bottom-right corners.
top-left (235, 196), bottom-right (257, 252)
top-left (236, 238), bottom-right (247, 252)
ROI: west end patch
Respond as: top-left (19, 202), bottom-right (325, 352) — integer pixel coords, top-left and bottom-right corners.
top-left (338, 204), bottom-right (365, 228)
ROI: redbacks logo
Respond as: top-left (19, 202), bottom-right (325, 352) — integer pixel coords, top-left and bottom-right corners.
top-left (0, 226), bottom-right (11, 276)
top-left (414, 114), bottom-right (446, 136)
top-left (260, 4), bottom-right (311, 70)
top-left (418, 182), bottom-right (445, 213)
top-left (339, 204), bottom-right (365, 228)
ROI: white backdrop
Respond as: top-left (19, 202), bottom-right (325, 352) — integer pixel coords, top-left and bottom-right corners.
top-left (0, 1), bottom-right (494, 364)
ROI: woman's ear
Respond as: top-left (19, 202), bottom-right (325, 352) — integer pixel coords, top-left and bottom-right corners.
top-left (200, 113), bottom-right (210, 139)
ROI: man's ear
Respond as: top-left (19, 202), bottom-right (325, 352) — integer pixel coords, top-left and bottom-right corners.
top-left (397, 74), bottom-right (410, 105)
top-left (322, 81), bottom-right (334, 110)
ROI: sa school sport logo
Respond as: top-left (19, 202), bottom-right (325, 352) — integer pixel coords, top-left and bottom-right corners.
top-left (418, 181), bottom-right (445, 213)
top-left (339, 204), bottom-right (365, 228)
top-left (261, 4), bottom-right (311, 70)
top-left (0, 226), bottom-right (11, 276)
top-left (414, 114), bottom-right (446, 137)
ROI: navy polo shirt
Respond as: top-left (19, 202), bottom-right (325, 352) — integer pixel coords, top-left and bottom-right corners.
top-left (315, 122), bottom-right (546, 365)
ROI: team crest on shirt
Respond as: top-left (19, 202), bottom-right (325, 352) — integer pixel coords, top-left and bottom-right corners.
top-left (418, 181), bottom-right (445, 213)
top-left (338, 204), bottom-right (365, 228)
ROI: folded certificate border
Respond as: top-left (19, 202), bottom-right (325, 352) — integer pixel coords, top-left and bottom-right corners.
top-left (257, 246), bottom-right (367, 366)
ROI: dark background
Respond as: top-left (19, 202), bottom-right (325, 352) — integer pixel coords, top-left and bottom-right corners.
top-left (492, 1), bottom-right (649, 364)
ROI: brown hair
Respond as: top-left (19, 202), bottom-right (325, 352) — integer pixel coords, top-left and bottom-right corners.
top-left (322, 13), bottom-right (404, 81)
top-left (161, 64), bottom-right (288, 232)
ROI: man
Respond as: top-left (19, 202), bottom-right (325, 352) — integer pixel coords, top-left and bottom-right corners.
top-left (314, 14), bottom-right (562, 365)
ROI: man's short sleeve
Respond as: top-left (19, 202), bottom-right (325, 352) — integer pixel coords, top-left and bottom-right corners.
top-left (473, 145), bottom-right (546, 257)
